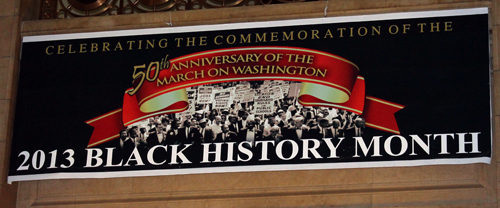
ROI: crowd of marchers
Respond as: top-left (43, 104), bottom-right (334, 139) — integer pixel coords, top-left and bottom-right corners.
top-left (118, 81), bottom-right (366, 154)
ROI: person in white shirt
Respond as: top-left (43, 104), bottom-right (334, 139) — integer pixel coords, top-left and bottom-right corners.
top-left (210, 116), bottom-right (223, 135)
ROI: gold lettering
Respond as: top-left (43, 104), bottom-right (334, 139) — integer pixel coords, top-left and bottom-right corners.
top-left (240, 34), bottom-right (251, 43)
top-left (68, 44), bottom-right (76, 54)
top-left (157, 77), bottom-right (169, 86)
top-left (338, 28), bottom-right (346, 37)
top-left (403, 24), bottom-right (410, 34)
top-left (127, 40), bottom-right (135, 50)
top-left (417, 23), bottom-right (426, 33)
top-left (46, 46), bottom-right (54, 55)
top-left (372, 26), bottom-right (381, 36)
top-left (283, 31), bottom-right (294, 40)
top-left (159, 39), bottom-right (168, 48)
top-left (91, 43), bottom-right (98, 52)
top-left (297, 30), bottom-right (307, 40)
top-left (219, 67), bottom-right (229, 76)
top-left (208, 68), bottom-right (219, 77)
top-left (194, 70), bottom-right (204, 79)
top-left (57, 45), bottom-right (65, 54)
top-left (114, 42), bottom-right (122, 51)
top-left (445, 21), bottom-right (453, 31)
top-left (316, 69), bottom-right (326, 77)
top-left (311, 30), bottom-right (320, 39)
top-left (200, 36), bottom-right (207, 46)
top-left (358, 27), bottom-right (367, 36)
top-left (175, 38), bottom-right (183, 47)
top-left (214, 35), bottom-right (223, 45)
top-left (430, 22), bottom-right (439, 32)
top-left (186, 37), bottom-right (196, 46)
top-left (324, 29), bottom-right (333, 38)
top-left (255, 33), bottom-right (267, 43)
top-left (146, 39), bottom-right (155, 49)
top-left (271, 32), bottom-right (279, 42)
top-left (227, 35), bottom-right (236, 44)
top-left (102, 42), bottom-right (110, 51)
top-left (389, 25), bottom-right (398, 34)
top-left (80, 43), bottom-right (87, 53)
top-left (177, 73), bottom-right (186, 82)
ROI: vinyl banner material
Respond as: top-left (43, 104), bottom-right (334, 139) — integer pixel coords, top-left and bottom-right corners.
top-left (8, 8), bottom-right (491, 182)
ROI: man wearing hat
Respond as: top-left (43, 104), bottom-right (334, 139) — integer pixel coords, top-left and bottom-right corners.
top-left (228, 115), bottom-right (240, 134)
top-left (197, 119), bottom-right (215, 142)
top-left (275, 109), bottom-right (285, 122)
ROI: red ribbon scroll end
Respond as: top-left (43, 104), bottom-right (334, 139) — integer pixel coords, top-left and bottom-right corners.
top-left (362, 96), bottom-right (405, 134)
top-left (85, 109), bottom-right (124, 148)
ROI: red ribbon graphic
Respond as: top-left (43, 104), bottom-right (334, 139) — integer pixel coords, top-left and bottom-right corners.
top-left (86, 47), bottom-right (404, 147)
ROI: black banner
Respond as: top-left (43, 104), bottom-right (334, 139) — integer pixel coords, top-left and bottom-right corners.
top-left (8, 8), bottom-right (491, 182)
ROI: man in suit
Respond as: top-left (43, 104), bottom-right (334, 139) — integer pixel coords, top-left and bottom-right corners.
top-left (228, 115), bottom-right (240, 134)
top-left (304, 107), bottom-right (316, 122)
top-left (214, 124), bottom-right (238, 142)
top-left (331, 119), bottom-right (343, 138)
top-left (197, 119), bottom-right (215, 142)
top-left (146, 123), bottom-right (166, 149)
top-left (119, 129), bottom-right (134, 153)
top-left (165, 120), bottom-right (181, 144)
top-left (237, 110), bottom-right (249, 130)
top-left (139, 127), bottom-right (148, 143)
top-left (309, 118), bottom-right (334, 139)
top-left (146, 118), bottom-right (156, 132)
top-left (254, 116), bottom-right (264, 132)
top-left (344, 117), bottom-right (365, 138)
top-left (354, 118), bottom-right (365, 137)
top-left (130, 126), bottom-right (147, 151)
top-left (161, 118), bottom-right (171, 132)
top-left (263, 126), bottom-right (284, 143)
top-left (178, 120), bottom-right (198, 144)
top-left (277, 113), bottom-right (289, 129)
top-left (283, 116), bottom-right (309, 140)
top-left (238, 119), bottom-right (263, 143)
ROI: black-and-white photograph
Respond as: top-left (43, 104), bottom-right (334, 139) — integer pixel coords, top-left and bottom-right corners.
top-left (120, 80), bottom-right (365, 155)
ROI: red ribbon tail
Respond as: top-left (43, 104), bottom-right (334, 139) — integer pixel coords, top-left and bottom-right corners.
top-left (85, 109), bottom-right (124, 147)
top-left (362, 96), bottom-right (405, 134)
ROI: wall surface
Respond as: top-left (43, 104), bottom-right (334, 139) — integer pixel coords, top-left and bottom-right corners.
top-left (0, 0), bottom-right (28, 207)
top-left (0, 0), bottom-right (499, 207)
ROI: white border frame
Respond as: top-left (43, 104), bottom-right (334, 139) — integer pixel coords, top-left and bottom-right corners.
top-left (23, 8), bottom-right (488, 43)
top-left (8, 157), bottom-right (491, 183)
